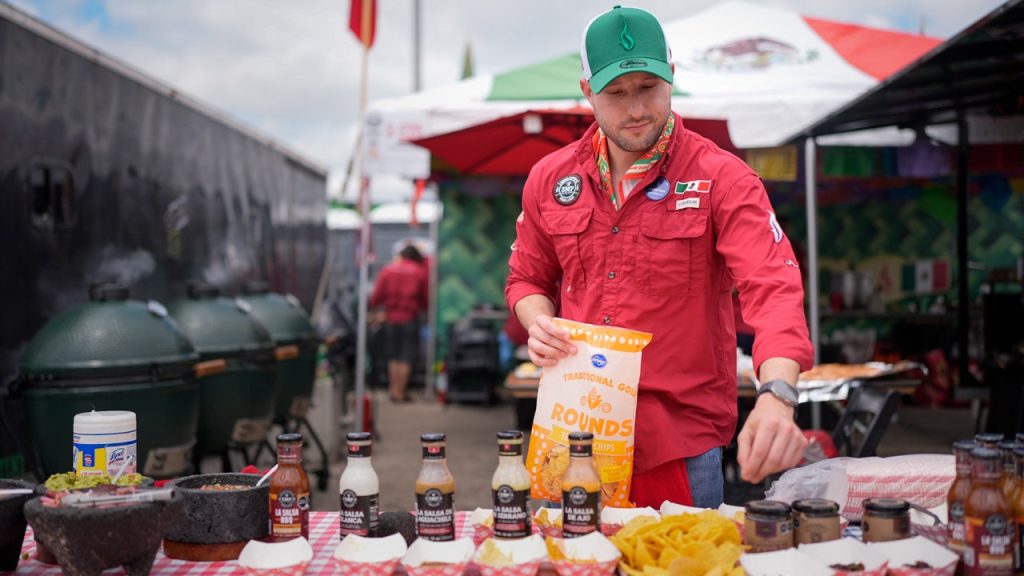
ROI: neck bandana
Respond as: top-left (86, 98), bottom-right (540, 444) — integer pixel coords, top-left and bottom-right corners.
top-left (593, 114), bottom-right (674, 210)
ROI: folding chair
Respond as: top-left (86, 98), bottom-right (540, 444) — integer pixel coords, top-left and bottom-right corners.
top-left (831, 387), bottom-right (901, 458)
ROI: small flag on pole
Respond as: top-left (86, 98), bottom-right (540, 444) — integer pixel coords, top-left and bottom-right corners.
top-left (900, 259), bottom-right (949, 294)
top-left (348, 0), bottom-right (377, 48)
top-left (411, 179), bottom-right (425, 226)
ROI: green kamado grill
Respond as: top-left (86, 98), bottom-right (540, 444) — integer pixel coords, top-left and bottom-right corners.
top-left (168, 282), bottom-right (278, 469)
top-left (236, 282), bottom-right (318, 422)
top-left (236, 281), bottom-right (328, 489)
top-left (17, 283), bottom-right (208, 479)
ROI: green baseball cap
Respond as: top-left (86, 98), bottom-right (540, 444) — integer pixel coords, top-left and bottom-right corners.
top-left (581, 5), bottom-right (673, 94)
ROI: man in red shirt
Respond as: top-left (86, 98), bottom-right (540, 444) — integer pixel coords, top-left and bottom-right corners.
top-left (506, 6), bottom-right (813, 508)
top-left (370, 244), bottom-right (429, 402)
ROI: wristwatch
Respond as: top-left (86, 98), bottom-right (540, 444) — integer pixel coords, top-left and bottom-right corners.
top-left (756, 379), bottom-right (800, 410)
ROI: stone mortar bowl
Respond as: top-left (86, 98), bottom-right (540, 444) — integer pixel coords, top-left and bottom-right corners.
top-left (0, 479), bottom-right (38, 571)
top-left (24, 495), bottom-right (176, 576)
top-left (164, 473), bottom-right (268, 545)
top-left (31, 475), bottom-right (156, 565)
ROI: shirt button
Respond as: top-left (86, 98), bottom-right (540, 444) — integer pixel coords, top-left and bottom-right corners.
top-left (608, 272), bottom-right (616, 279)
top-left (611, 226), bottom-right (619, 234)
top-left (602, 316), bottom-right (612, 325)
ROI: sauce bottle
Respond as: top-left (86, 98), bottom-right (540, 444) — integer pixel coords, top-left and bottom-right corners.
top-left (491, 430), bottom-right (532, 539)
top-left (977, 434), bottom-right (1005, 450)
top-left (1013, 445), bottom-right (1023, 576)
top-left (268, 432), bottom-right (310, 541)
top-left (951, 440), bottom-right (978, 560)
top-left (415, 432), bottom-right (456, 541)
top-left (965, 446), bottom-right (1014, 575)
top-left (338, 431), bottom-right (380, 539)
top-left (561, 431), bottom-right (601, 539)
top-left (998, 441), bottom-right (1020, 501)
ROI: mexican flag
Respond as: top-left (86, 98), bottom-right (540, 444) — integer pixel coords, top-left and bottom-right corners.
top-left (901, 260), bottom-right (950, 294)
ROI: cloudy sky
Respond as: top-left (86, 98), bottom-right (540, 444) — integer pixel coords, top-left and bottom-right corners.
top-left (8, 0), bottom-right (1005, 200)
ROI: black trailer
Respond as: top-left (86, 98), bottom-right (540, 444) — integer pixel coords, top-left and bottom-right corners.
top-left (0, 3), bottom-right (328, 476)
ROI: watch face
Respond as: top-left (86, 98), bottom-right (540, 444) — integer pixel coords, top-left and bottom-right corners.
top-left (763, 380), bottom-right (798, 405)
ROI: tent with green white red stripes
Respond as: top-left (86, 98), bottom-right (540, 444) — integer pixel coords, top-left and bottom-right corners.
top-left (364, 0), bottom-right (941, 178)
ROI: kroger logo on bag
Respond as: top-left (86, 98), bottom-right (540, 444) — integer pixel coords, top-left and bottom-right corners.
top-left (591, 354), bottom-right (607, 368)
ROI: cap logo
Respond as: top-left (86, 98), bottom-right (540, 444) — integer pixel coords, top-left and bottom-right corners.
top-left (619, 23), bottom-right (634, 50)
top-left (619, 59), bottom-right (648, 69)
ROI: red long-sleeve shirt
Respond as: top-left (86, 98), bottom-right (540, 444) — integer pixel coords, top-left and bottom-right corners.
top-left (370, 258), bottom-right (428, 324)
top-left (506, 113), bottom-right (813, 474)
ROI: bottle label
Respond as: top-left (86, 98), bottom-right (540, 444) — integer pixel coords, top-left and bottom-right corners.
top-left (569, 443), bottom-right (592, 457)
top-left (416, 489), bottom-right (455, 541)
top-left (562, 487), bottom-right (599, 538)
top-left (348, 443), bottom-right (372, 458)
top-left (964, 514), bottom-right (1013, 575)
top-left (339, 489), bottom-right (380, 538)
top-left (492, 485), bottom-right (531, 538)
top-left (948, 501), bottom-right (966, 552)
top-left (277, 443), bottom-right (301, 463)
top-left (422, 446), bottom-right (446, 460)
top-left (270, 489), bottom-right (310, 539)
top-left (498, 443), bottom-right (522, 457)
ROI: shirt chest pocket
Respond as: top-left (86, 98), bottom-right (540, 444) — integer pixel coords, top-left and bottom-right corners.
top-left (543, 207), bottom-right (593, 295)
top-left (638, 205), bottom-right (710, 298)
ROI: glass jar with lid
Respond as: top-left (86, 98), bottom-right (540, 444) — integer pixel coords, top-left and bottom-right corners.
top-left (861, 498), bottom-right (911, 543)
top-left (792, 499), bottom-right (840, 544)
top-left (744, 500), bottom-right (793, 553)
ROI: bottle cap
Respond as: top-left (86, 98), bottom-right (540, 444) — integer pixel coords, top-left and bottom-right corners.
top-left (277, 432), bottom-right (303, 444)
top-left (745, 500), bottom-right (791, 517)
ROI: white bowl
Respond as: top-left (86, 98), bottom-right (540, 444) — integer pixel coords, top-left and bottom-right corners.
top-left (237, 537), bottom-right (313, 576)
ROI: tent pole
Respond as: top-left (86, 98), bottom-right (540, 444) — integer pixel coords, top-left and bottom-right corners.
top-left (353, 6), bottom-right (372, 435)
top-left (956, 113), bottom-right (970, 393)
top-left (424, 209), bottom-right (439, 399)
top-left (804, 137), bottom-right (821, 430)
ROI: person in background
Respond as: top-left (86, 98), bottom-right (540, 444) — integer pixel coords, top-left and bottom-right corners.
top-left (506, 5), bottom-right (813, 508)
top-left (370, 243), bottom-right (428, 402)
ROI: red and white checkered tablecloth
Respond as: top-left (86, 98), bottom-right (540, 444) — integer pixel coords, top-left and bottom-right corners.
top-left (15, 511), bottom-right (479, 575)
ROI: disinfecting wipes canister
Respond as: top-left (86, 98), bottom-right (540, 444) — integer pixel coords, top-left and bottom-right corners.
top-left (73, 410), bottom-right (137, 476)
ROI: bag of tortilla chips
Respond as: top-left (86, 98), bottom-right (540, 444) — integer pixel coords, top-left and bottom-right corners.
top-left (527, 318), bottom-right (652, 507)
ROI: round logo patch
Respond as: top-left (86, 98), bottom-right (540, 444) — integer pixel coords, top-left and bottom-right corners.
top-left (569, 486), bottom-right (588, 506)
top-left (553, 174), bottom-right (582, 205)
top-left (496, 485), bottom-right (515, 505)
top-left (341, 489), bottom-right (358, 509)
top-left (425, 488), bottom-right (444, 508)
top-left (985, 514), bottom-right (1008, 535)
top-left (278, 490), bottom-right (296, 508)
top-left (645, 177), bottom-right (670, 201)
top-left (591, 354), bottom-right (607, 368)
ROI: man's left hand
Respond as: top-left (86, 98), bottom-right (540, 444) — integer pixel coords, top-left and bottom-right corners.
top-left (736, 393), bottom-right (807, 483)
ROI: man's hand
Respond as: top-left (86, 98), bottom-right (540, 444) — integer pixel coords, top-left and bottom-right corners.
top-left (525, 313), bottom-right (576, 367)
top-left (737, 393), bottom-right (807, 483)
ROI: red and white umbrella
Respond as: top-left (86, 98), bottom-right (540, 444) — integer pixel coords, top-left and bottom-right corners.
top-left (364, 1), bottom-right (940, 178)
